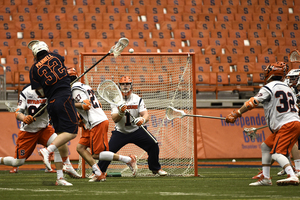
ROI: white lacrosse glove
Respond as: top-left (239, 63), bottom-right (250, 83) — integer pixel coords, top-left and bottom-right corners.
top-left (117, 103), bottom-right (127, 117)
top-left (134, 117), bottom-right (145, 126)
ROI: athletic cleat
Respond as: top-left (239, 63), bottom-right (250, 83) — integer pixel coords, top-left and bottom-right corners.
top-left (63, 164), bottom-right (81, 179)
top-left (88, 173), bottom-right (95, 179)
top-left (89, 172), bottom-right (106, 182)
top-left (276, 175), bottom-right (299, 186)
top-left (126, 155), bottom-right (138, 177)
top-left (38, 148), bottom-right (51, 170)
top-left (9, 167), bottom-right (18, 173)
top-left (295, 170), bottom-right (300, 178)
top-left (277, 169), bottom-right (286, 176)
top-left (152, 169), bottom-right (168, 176)
top-left (249, 175), bottom-right (272, 186)
top-left (252, 169), bottom-right (263, 179)
top-left (45, 168), bottom-right (56, 173)
top-left (55, 178), bottom-right (73, 186)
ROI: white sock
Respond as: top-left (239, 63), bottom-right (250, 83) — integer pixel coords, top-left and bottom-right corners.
top-left (92, 164), bottom-right (101, 176)
top-left (57, 169), bottom-right (64, 179)
top-left (285, 166), bottom-right (296, 177)
top-left (294, 159), bottom-right (300, 170)
top-left (262, 166), bottom-right (270, 179)
top-left (118, 155), bottom-right (131, 163)
top-left (47, 144), bottom-right (57, 153)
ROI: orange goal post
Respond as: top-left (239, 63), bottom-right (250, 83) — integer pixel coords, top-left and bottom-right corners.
top-left (77, 52), bottom-right (198, 177)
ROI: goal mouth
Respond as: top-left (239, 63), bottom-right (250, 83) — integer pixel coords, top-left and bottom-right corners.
top-left (78, 52), bottom-right (196, 177)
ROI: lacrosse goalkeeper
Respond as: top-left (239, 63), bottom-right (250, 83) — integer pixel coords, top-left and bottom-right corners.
top-left (68, 68), bottom-right (138, 182)
top-left (225, 62), bottom-right (300, 186)
top-left (98, 76), bottom-right (167, 176)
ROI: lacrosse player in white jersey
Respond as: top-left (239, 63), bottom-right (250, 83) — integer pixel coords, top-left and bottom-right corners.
top-left (0, 84), bottom-right (80, 186)
top-left (226, 62), bottom-right (300, 186)
top-left (98, 76), bottom-right (167, 176)
top-left (67, 68), bottom-right (137, 182)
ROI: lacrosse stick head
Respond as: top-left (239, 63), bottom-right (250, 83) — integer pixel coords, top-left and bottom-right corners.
top-left (110, 37), bottom-right (129, 58)
top-left (243, 127), bottom-right (258, 140)
top-left (166, 106), bottom-right (185, 120)
top-left (5, 102), bottom-right (17, 112)
top-left (289, 49), bottom-right (300, 63)
top-left (97, 80), bottom-right (124, 106)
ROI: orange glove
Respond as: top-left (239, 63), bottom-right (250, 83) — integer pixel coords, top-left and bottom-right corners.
top-left (23, 115), bottom-right (36, 124)
top-left (225, 110), bottom-right (241, 123)
top-left (117, 103), bottom-right (127, 117)
top-left (134, 117), bottom-right (145, 126)
top-left (81, 99), bottom-right (91, 111)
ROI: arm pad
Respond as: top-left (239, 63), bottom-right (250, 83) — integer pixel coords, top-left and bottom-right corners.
top-left (244, 97), bottom-right (259, 110)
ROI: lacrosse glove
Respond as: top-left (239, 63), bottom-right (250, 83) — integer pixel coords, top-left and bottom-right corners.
top-left (225, 110), bottom-right (241, 123)
top-left (81, 99), bottom-right (92, 111)
top-left (117, 103), bottom-right (127, 117)
top-left (134, 117), bottom-right (145, 126)
top-left (23, 115), bottom-right (36, 124)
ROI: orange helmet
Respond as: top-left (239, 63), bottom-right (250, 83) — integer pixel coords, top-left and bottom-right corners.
top-left (67, 67), bottom-right (78, 82)
top-left (119, 76), bottom-right (132, 97)
top-left (264, 61), bottom-right (289, 84)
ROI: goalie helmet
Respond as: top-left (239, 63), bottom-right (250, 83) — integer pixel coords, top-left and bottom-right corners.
top-left (284, 69), bottom-right (300, 87)
top-left (28, 40), bottom-right (49, 58)
top-left (67, 67), bottom-right (78, 83)
top-left (264, 61), bottom-right (289, 84)
top-left (119, 76), bottom-right (132, 98)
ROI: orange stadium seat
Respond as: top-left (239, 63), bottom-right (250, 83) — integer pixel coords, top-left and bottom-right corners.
top-left (202, 5), bottom-right (220, 14)
top-left (196, 21), bottom-right (215, 31)
top-left (269, 22), bottom-right (287, 30)
top-left (195, 63), bottom-right (211, 73)
top-left (0, 13), bottom-right (10, 21)
top-left (182, 46), bottom-right (202, 54)
top-left (236, 62), bottom-right (255, 73)
top-left (14, 70), bottom-right (30, 95)
top-left (42, 30), bottom-right (60, 39)
top-left (164, 13), bottom-right (182, 22)
top-left (271, 13), bottom-right (288, 22)
top-left (258, 0), bottom-right (275, 5)
top-left (66, 47), bottom-right (84, 56)
top-left (287, 21), bottom-right (300, 30)
top-left (203, 45), bottom-right (223, 55)
top-left (203, 0), bottom-right (222, 5)
top-left (6, 55), bottom-right (26, 65)
top-left (30, 13), bottom-right (49, 21)
top-left (119, 22), bottom-right (138, 30)
top-left (257, 54), bottom-right (276, 63)
top-left (152, 30), bottom-right (172, 39)
top-left (198, 54), bottom-right (218, 65)
top-left (102, 13), bottom-right (121, 22)
top-left (231, 21), bottom-right (250, 30)
top-left (283, 30), bottom-right (300, 38)
top-left (88, 5), bottom-right (107, 13)
top-left (225, 45), bottom-right (243, 54)
top-left (159, 21), bottom-right (178, 31)
top-left (252, 13), bottom-right (270, 22)
top-left (139, 47), bottom-right (158, 52)
top-left (60, 29), bottom-right (78, 39)
top-left (0, 46), bottom-right (9, 58)
top-left (127, 5), bottom-right (146, 15)
top-left (173, 29), bottom-right (192, 40)
top-left (184, 5), bottom-right (201, 14)
top-left (17, 63), bottom-right (30, 72)
top-left (132, 30), bottom-right (150, 40)
top-left (167, 0), bottom-right (185, 6)
top-left (276, 53), bottom-right (289, 63)
top-left (132, 0), bottom-right (146, 6)
top-left (250, 21), bottom-right (269, 30)
top-left (254, 63), bottom-right (268, 72)
top-left (36, 5), bottom-right (55, 14)
top-left (279, 45), bottom-right (295, 54)
top-left (78, 29), bottom-right (97, 39)
top-left (235, 13), bottom-right (253, 22)
top-left (217, 13), bottom-right (235, 22)
top-left (0, 30), bottom-right (17, 39)
top-left (76, 0), bottom-right (94, 5)
top-left (250, 37), bottom-right (268, 46)
top-left (238, 54), bottom-right (257, 63)
top-left (285, 38), bottom-right (299, 47)
top-left (71, 39), bottom-right (90, 47)
top-left (229, 29), bottom-right (247, 38)
top-left (267, 37), bottom-right (285, 46)
top-left (54, 6), bottom-right (73, 14)
top-left (72, 6), bottom-right (90, 14)
top-left (288, 14), bottom-right (300, 22)
top-left (68, 21), bottom-right (85, 30)
top-left (114, 0), bottom-right (131, 6)
top-left (146, 38), bottom-right (165, 47)
top-left (160, 46), bottom-right (181, 52)
top-left (48, 13), bottom-right (67, 22)
top-left (237, 5), bottom-right (254, 14)
top-left (291, 63), bottom-right (300, 69)
top-left (254, 5), bottom-right (272, 14)
top-left (84, 13), bottom-right (103, 22)
top-left (248, 29), bottom-right (265, 39)
top-left (216, 72), bottom-right (229, 85)
top-left (195, 72), bottom-right (217, 93)
top-left (52, 39), bottom-right (71, 47)
top-left (264, 29), bottom-right (283, 38)
top-left (113, 29), bottom-right (132, 39)
top-left (192, 29), bottom-right (210, 38)
top-left (66, 13), bottom-right (85, 21)
top-left (49, 47), bottom-right (66, 55)
top-left (222, 0), bottom-right (240, 6)
top-left (50, 21), bottom-right (69, 30)
top-left (272, 5), bottom-right (289, 14)
top-left (128, 39), bottom-right (145, 47)
top-left (137, 22), bottom-right (156, 31)
top-left (261, 45), bottom-right (279, 54)
top-left (12, 13), bottom-right (31, 22)
top-left (32, 21), bottom-right (51, 30)
top-left (211, 30), bottom-right (229, 38)
top-left (17, 5), bottom-right (36, 13)
top-left (182, 13), bottom-right (198, 22)
top-left (65, 55), bottom-right (79, 65)
top-left (107, 5), bottom-right (126, 13)
top-left (9, 46), bottom-right (29, 56)
top-left (146, 5), bottom-right (165, 14)
top-left (0, 5), bottom-right (17, 14)
top-left (219, 54), bottom-right (238, 65)
top-left (90, 39), bottom-right (109, 47)
top-left (84, 21), bottom-right (102, 30)
top-left (212, 63), bottom-right (231, 73)
top-left (146, 13), bottom-right (164, 24)
top-left (84, 46), bottom-right (104, 53)
top-left (4, 64), bottom-right (18, 74)
top-left (55, 0), bottom-right (73, 5)
top-left (165, 6), bottom-right (185, 14)
top-left (209, 38), bottom-right (227, 47)
top-left (219, 6), bottom-right (237, 14)
top-left (215, 21), bottom-right (232, 30)
top-left (102, 21), bottom-right (121, 30)
top-left (14, 21), bottom-right (32, 31)
top-left (4, 0), bottom-right (21, 5)
top-left (198, 14), bottom-right (216, 22)
top-left (96, 29), bottom-right (114, 39)
top-left (0, 22), bottom-right (15, 30)
top-left (0, 39), bottom-right (15, 47)
top-left (121, 13), bottom-right (139, 22)
top-left (230, 72), bottom-right (250, 85)
top-left (189, 38), bottom-right (209, 48)
top-left (227, 38), bottom-right (245, 46)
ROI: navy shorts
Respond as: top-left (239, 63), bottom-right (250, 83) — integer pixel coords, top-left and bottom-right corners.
top-left (48, 95), bottom-right (78, 134)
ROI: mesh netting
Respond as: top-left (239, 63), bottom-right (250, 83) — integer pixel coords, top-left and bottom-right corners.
top-left (77, 53), bottom-right (195, 177)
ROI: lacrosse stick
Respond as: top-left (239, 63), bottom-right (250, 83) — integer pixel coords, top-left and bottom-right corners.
top-left (166, 106), bottom-right (226, 120)
top-left (32, 38), bottom-right (129, 118)
top-left (243, 125), bottom-right (268, 140)
top-left (97, 80), bottom-right (158, 143)
top-left (289, 49), bottom-right (300, 63)
top-left (5, 101), bottom-right (17, 112)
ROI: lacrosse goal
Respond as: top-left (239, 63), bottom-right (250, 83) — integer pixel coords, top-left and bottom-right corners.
top-left (77, 52), bottom-right (198, 177)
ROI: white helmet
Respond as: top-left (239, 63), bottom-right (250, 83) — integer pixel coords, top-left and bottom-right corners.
top-left (28, 40), bottom-right (49, 57)
top-left (284, 69), bottom-right (300, 87)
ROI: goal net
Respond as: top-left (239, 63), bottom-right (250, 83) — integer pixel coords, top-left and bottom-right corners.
top-left (77, 52), bottom-right (197, 177)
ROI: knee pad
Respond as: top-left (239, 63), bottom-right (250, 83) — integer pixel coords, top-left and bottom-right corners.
top-left (261, 142), bottom-right (272, 164)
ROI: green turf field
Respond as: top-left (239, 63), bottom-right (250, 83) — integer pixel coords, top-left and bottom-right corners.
top-left (1, 167), bottom-right (300, 200)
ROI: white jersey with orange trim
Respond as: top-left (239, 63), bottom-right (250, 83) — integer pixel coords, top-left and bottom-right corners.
top-left (255, 80), bottom-right (300, 132)
top-left (18, 85), bottom-right (49, 133)
top-left (112, 93), bottom-right (147, 134)
top-left (71, 82), bottom-right (108, 130)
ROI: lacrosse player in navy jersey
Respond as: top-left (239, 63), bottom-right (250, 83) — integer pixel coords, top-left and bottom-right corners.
top-left (98, 76), bottom-right (167, 176)
top-left (28, 40), bottom-right (79, 172)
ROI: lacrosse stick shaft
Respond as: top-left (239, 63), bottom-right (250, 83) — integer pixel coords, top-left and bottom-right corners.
top-left (184, 114), bottom-right (225, 120)
top-left (126, 110), bottom-right (158, 143)
top-left (254, 125), bottom-right (268, 130)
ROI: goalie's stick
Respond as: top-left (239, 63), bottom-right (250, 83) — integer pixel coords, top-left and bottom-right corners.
top-left (289, 49), bottom-right (300, 63)
top-left (97, 80), bottom-right (158, 143)
top-left (243, 125), bottom-right (268, 140)
top-left (31, 38), bottom-right (129, 119)
top-left (166, 106), bottom-right (225, 120)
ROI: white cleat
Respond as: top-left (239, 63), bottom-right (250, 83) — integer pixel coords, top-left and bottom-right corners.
top-left (38, 148), bottom-right (51, 170)
top-left (88, 173), bottom-right (95, 179)
top-left (89, 172), bottom-right (106, 182)
top-left (295, 170), bottom-right (300, 178)
top-left (63, 164), bottom-right (81, 179)
top-left (45, 168), bottom-right (56, 173)
top-left (126, 155), bottom-right (138, 177)
top-left (277, 169), bottom-right (286, 176)
top-left (55, 178), bottom-right (73, 186)
top-left (252, 169), bottom-right (263, 179)
top-left (249, 175), bottom-right (272, 186)
top-left (152, 169), bottom-right (168, 176)
top-left (276, 175), bottom-right (299, 186)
